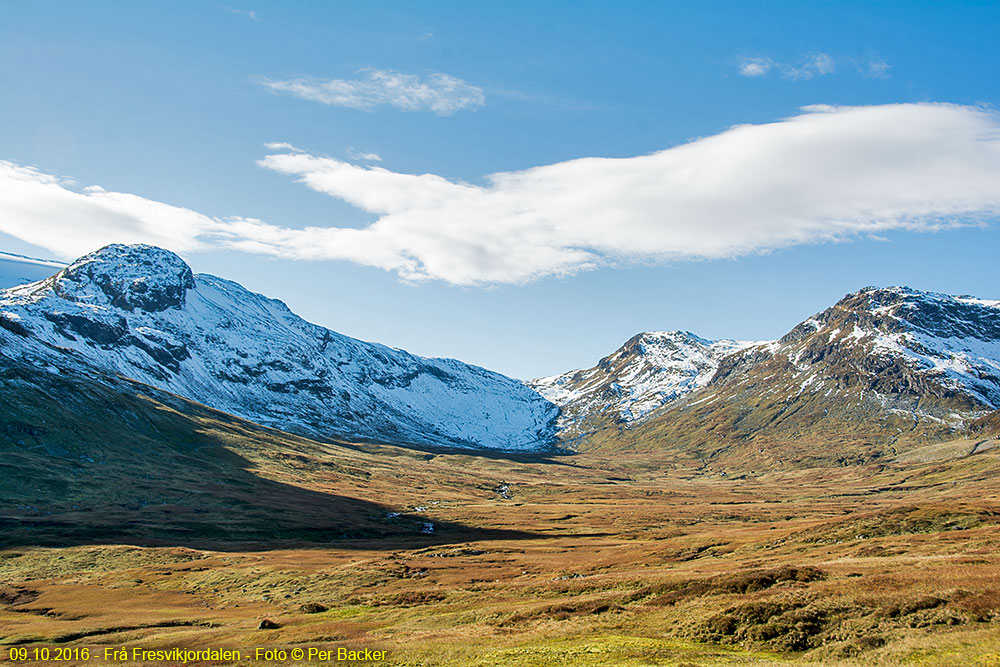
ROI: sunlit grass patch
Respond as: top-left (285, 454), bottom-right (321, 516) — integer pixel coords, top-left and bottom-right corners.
top-left (469, 635), bottom-right (791, 666)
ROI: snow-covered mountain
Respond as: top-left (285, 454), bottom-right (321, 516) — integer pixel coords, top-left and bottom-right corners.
top-left (547, 286), bottom-right (1000, 459)
top-left (3, 245), bottom-right (995, 462)
top-left (748, 286), bottom-right (1000, 413)
top-left (0, 244), bottom-right (557, 451)
top-left (529, 331), bottom-right (756, 439)
top-left (0, 252), bottom-right (65, 289)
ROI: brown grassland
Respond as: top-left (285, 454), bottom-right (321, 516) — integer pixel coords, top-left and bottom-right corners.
top-left (2, 362), bottom-right (1000, 665)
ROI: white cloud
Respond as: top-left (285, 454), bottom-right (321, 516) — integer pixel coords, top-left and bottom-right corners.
top-left (738, 52), bottom-right (847, 80)
top-left (0, 162), bottom-right (227, 258)
top-left (259, 69), bottom-right (485, 115)
top-left (784, 53), bottom-right (836, 80)
top-left (2, 104), bottom-right (1000, 286)
top-left (738, 57), bottom-right (773, 77)
top-left (253, 104), bottom-right (1000, 284)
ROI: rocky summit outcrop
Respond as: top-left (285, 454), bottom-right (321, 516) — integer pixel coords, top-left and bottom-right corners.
top-left (0, 244), bottom-right (558, 451)
top-left (52, 244), bottom-right (196, 312)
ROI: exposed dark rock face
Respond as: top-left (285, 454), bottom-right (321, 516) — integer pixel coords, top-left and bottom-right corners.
top-left (44, 311), bottom-right (128, 345)
top-left (53, 244), bottom-right (195, 312)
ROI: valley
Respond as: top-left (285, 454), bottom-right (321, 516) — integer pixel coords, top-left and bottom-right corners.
top-left (4, 2), bottom-right (1000, 664)
top-left (2, 357), bottom-right (999, 665)
top-left (2, 245), bottom-right (999, 665)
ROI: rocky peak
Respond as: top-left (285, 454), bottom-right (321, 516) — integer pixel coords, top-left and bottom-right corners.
top-left (855, 286), bottom-right (1000, 341)
top-left (780, 287), bottom-right (1000, 345)
top-left (636, 330), bottom-right (710, 349)
top-left (732, 286), bottom-right (1000, 412)
top-left (609, 331), bottom-right (711, 361)
top-left (530, 330), bottom-right (757, 438)
top-left (53, 244), bottom-right (195, 312)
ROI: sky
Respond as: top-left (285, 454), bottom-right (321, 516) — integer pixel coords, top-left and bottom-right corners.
top-left (1, 1), bottom-right (999, 379)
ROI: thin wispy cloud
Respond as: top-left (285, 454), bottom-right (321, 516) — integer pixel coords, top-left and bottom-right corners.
top-left (785, 53), bottom-right (836, 80)
top-left (738, 53), bottom-right (881, 80)
top-left (3, 104), bottom-right (1000, 286)
top-left (259, 69), bottom-right (485, 115)
top-left (855, 59), bottom-right (891, 79)
top-left (346, 148), bottom-right (383, 162)
top-left (263, 141), bottom-right (297, 152)
top-left (220, 5), bottom-right (258, 21)
top-left (489, 86), bottom-right (608, 112)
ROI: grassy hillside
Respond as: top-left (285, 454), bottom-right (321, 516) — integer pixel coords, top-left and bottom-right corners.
top-left (2, 353), bottom-right (1000, 664)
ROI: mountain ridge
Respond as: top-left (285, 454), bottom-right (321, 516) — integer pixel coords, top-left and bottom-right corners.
top-left (3, 243), bottom-right (998, 463)
top-left (551, 285), bottom-right (1000, 465)
top-left (0, 244), bottom-right (558, 452)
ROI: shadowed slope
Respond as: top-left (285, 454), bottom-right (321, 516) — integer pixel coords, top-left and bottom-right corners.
top-left (0, 352), bottom-right (539, 550)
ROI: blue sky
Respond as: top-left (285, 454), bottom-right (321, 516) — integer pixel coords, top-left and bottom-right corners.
top-left (1, 1), bottom-right (999, 378)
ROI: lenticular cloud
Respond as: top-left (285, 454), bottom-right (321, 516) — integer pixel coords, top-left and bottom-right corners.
top-left (254, 103), bottom-right (1000, 284)
top-left (2, 103), bottom-right (1000, 286)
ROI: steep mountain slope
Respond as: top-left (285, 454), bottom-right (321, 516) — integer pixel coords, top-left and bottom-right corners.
top-left (585, 287), bottom-right (1000, 465)
top-left (529, 331), bottom-right (756, 441)
top-left (0, 244), bottom-right (557, 451)
top-left (0, 252), bottom-right (64, 288)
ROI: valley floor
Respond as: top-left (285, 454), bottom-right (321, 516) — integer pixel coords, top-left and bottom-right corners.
top-left (3, 432), bottom-right (1000, 666)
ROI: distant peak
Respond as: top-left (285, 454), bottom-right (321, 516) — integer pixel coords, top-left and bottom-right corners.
top-left (55, 244), bottom-right (195, 312)
top-left (842, 285), bottom-right (998, 311)
top-left (630, 330), bottom-right (714, 347)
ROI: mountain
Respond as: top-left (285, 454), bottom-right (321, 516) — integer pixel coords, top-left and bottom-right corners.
top-left (0, 252), bottom-right (65, 288)
top-left (528, 331), bottom-right (756, 442)
top-left (0, 244), bottom-right (557, 451)
top-left (5, 245), bottom-right (996, 464)
top-left (538, 287), bottom-right (1000, 465)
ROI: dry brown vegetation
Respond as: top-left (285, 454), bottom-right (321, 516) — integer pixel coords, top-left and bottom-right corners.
top-left (2, 360), bottom-right (1000, 665)
top-left (3, 444), bottom-right (1000, 664)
